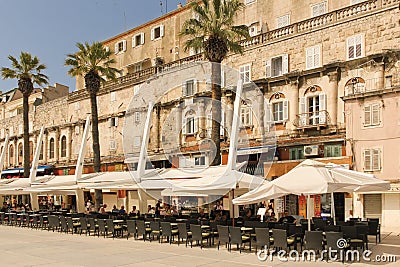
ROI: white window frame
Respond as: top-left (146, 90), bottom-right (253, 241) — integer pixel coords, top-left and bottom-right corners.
top-left (18, 125), bottom-right (23, 135)
top-left (363, 103), bottom-right (380, 127)
top-left (249, 25), bottom-right (258, 37)
top-left (347, 34), bottom-right (364, 60)
top-left (306, 45), bottom-right (322, 70)
top-left (183, 116), bottom-right (198, 135)
top-left (75, 125), bottom-right (80, 135)
top-left (134, 85), bottom-right (140, 96)
top-left (109, 117), bottom-right (118, 128)
top-left (182, 79), bottom-right (198, 96)
top-left (0, 128), bottom-right (4, 139)
top-left (239, 64), bottom-right (251, 84)
top-left (351, 0), bottom-right (366, 4)
top-left (299, 93), bottom-right (327, 126)
top-left (270, 100), bottom-right (289, 123)
top-left (311, 1), bottom-right (327, 17)
top-left (194, 156), bottom-right (206, 166)
top-left (266, 54), bottom-right (289, 78)
top-left (134, 136), bottom-right (141, 148)
top-left (240, 106), bottom-right (253, 127)
top-left (109, 140), bottom-right (116, 151)
top-left (151, 25), bottom-right (164, 40)
top-left (114, 40), bottom-right (127, 54)
top-left (363, 148), bottom-right (381, 172)
top-left (132, 33), bottom-right (145, 47)
top-left (110, 91), bottom-right (116, 102)
top-left (277, 14), bottom-right (290, 29)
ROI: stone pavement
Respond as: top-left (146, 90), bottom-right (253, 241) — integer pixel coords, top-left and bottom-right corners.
top-left (0, 226), bottom-right (399, 267)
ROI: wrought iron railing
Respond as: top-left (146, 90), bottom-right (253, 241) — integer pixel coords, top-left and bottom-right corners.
top-left (293, 110), bottom-right (331, 128)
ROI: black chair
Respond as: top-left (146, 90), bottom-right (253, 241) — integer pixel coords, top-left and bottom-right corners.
top-left (126, 220), bottom-right (137, 240)
top-left (304, 231), bottom-right (324, 253)
top-left (272, 229), bottom-right (295, 252)
top-left (288, 224), bottom-right (304, 250)
top-left (160, 222), bottom-right (178, 244)
top-left (150, 221), bottom-right (161, 242)
top-left (217, 225), bottom-right (230, 250)
top-left (325, 225), bottom-right (341, 232)
top-left (341, 226), bottom-right (365, 250)
top-left (106, 219), bottom-right (122, 238)
top-left (189, 224), bottom-right (210, 249)
top-left (254, 228), bottom-right (272, 253)
top-left (39, 215), bottom-right (48, 230)
top-left (356, 225), bottom-right (369, 250)
top-left (66, 217), bottom-right (80, 234)
top-left (177, 222), bottom-right (191, 247)
top-left (97, 219), bottom-right (107, 238)
top-left (59, 216), bottom-right (68, 233)
top-left (325, 232), bottom-right (345, 262)
top-left (229, 226), bottom-right (251, 253)
top-left (87, 217), bottom-right (98, 236)
top-left (79, 217), bottom-right (89, 235)
top-left (314, 220), bottom-right (326, 231)
top-left (136, 220), bottom-right (151, 241)
top-left (368, 220), bottom-right (381, 244)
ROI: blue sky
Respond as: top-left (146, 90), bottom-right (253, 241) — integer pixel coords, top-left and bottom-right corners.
top-left (0, 0), bottom-right (182, 92)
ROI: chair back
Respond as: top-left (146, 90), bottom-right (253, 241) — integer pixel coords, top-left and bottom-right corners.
top-left (88, 217), bottom-right (96, 232)
top-left (288, 225), bottom-right (302, 236)
top-left (161, 222), bottom-right (172, 236)
top-left (368, 220), bottom-right (379, 235)
top-left (66, 217), bottom-right (74, 231)
top-left (325, 225), bottom-right (341, 232)
top-left (314, 219), bottom-right (326, 231)
top-left (325, 232), bottom-right (344, 250)
top-left (217, 225), bottom-right (230, 243)
top-left (106, 219), bottom-right (114, 231)
top-left (79, 217), bottom-right (88, 230)
top-left (272, 229), bottom-right (288, 249)
top-left (97, 219), bottom-right (106, 233)
top-left (150, 221), bottom-right (160, 232)
top-left (136, 220), bottom-right (146, 235)
top-left (177, 223), bottom-right (188, 237)
top-left (126, 220), bottom-right (136, 235)
top-left (229, 226), bottom-right (243, 244)
top-left (190, 224), bottom-right (202, 241)
top-left (341, 225), bottom-right (357, 239)
top-left (60, 216), bottom-right (68, 231)
top-left (304, 231), bottom-right (324, 250)
top-left (255, 228), bottom-right (270, 247)
top-left (356, 225), bottom-right (369, 241)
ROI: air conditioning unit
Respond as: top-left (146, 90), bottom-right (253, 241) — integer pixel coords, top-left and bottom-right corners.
top-left (304, 145), bottom-right (319, 156)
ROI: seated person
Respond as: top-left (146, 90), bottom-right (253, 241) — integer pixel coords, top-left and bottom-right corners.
top-left (278, 210), bottom-right (296, 224)
top-left (243, 208), bottom-right (254, 221)
top-left (129, 205), bottom-right (139, 216)
top-left (198, 208), bottom-right (208, 220)
top-left (119, 205), bottom-right (126, 214)
top-left (99, 204), bottom-right (107, 214)
top-left (112, 205), bottom-right (119, 213)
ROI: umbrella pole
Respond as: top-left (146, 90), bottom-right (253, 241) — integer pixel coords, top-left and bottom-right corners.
top-left (307, 195), bottom-right (311, 231)
top-left (331, 192), bottom-right (336, 225)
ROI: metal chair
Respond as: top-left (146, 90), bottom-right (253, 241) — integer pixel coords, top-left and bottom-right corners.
top-left (97, 219), bottom-right (107, 238)
top-left (217, 225), bottom-right (230, 250)
top-left (254, 228), bottom-right (272, 253)
top-left (126, 220), bottom-right (137, 240)
top-left (304, 231), bottom-right (324, 253)
top-left (136, 220), bottom-right (151, 241)
top-left (177, 222), bottom-right (191, 247)
top-left (272, 229), bottom-right (295, 252)
top-left (79, 217), bottom-right (89, 235)
top-left (189, 224), bottom-right (210, 249)
top-left (229, 226), bottom-right (251, 253)
top-left (160, 222), bottom-right (178, 244)
top-left (150, 221), bottom-right (161, 242)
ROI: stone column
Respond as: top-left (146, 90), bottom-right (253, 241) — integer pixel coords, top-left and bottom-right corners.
top-left (198, 100), bottom-right (205, 138)
top-left (55, 128), bottom-right (60, 162)
top-left (328, 71), bottom-right (339, 126)
top-left (43, 130), bottom-right (48, 163)
top-left (225, 95), bottom-right (234, 137)
top-left (175, 104), bottom-right (182, 146)
top-left (376, 62), bottom-right (385, 89)
top-left (151, 106), bottom-right (160, 152)
top-left (290, 81), bottom-right (299, 131)
top-left (68, 126), bottom-right (73, 161)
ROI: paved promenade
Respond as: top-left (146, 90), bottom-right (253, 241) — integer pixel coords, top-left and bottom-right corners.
top-left (0, 226), bottom-right (399, 267)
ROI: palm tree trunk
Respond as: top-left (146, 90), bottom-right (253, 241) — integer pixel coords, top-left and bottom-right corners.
top-left (23, 94), bottom-right (30, 178)
top-left (210, 62), bottom-right (222, 166)
top-left (89, 91), bottom-right (103, 209)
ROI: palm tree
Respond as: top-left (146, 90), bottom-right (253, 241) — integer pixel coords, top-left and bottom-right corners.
top-left (65, 42), bottom-right (120, 209)
top-left (1, 52), bottom-right (49, 178)
top-left (180, 0), bottom-right (249, 165)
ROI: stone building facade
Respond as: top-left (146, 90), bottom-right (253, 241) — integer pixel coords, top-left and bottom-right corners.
top-left (0, 0), bottom-right (399, 229)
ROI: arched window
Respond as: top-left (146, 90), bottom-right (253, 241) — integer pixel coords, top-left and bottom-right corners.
top-left (345, 77), bottom-right (365, 95)
top-left (240, 99), bottom-right (253, 127)
top-left (299, 85), bottom-right (327, 127)
top-left (39, 141), bottom-right (44, 160)
top-left (49, 138), bottom-right (55, 159)
top-left (268, 92), bottom-right (289, 123)
top-left (183, 110), bottom-right (198, 135)
top-left (9, 145), bottom-right (14, 167)
top-left (18, 143), bottom-right (23, 165)
top-left (60, 136), bottom-right (67, 158)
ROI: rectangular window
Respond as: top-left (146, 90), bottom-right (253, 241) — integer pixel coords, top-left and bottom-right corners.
top-left (151, 25), bottom-right (164, 40)
top-left (18, 125), bottom-right (23, 135)
top-left (272, 101), bottom-right (288, 122)
top-left (134, 136), bottom-right (141, 148)
top-left (183, 79), bottom-right (197, 96)
top-left (194, 156), bottom-right (206, 166)
top-left (249, 25), bottom-right (258, 37)
top-left (134, 85), bottom-right (140, 96)
top-left (109, 140), bottom-right (116, 151)
top-left (364, 148), bottom-right (381, 171)
top-left (311, 2), bottom-right (327, 17)
top-left (109, 117), bottom-right (118, 127)
top-left (75, 126), bottom-right (80, 135)
top-left (186, 117), bottom-right (196, 134)
top-left (239, 65), bottom-right (251, 84)
top-left (74, 102), bottom-right (80, 111)
top-left (240, 106), bottom-right (253, 126)
top-left (289, 147), bottom-right (304, 160)
top-left (324, 144), bottom-right (342, 157)
top-left (133, 33), bottom-right (145, 47)
top-left (0, 128), bottom-right (4, 139)
top-left (277, 14), bottom-right (290, 28)
top-left (245, 0), bottom-right (256, 5)
top-left (347, 34), bottom-right (364, 60)
top-left (266, 54), bottom-right (289, 78)
top-left (306, 45), bottom-right (321, 69)
top-left (364, 103), bottom-right (380, 126)
top-left (114, 40), bottom-right (127, 54)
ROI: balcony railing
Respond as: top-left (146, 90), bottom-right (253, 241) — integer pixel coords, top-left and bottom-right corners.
top-left (345, 77), bottom-right (385, 96)
top-left (239, 164), bottom-right (264, 177)
top-left (240, 0), bottom-right (383, 48)
top-left (294, 110), bottom-right (331, 129)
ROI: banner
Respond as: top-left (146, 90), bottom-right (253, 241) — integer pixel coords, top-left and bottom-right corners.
top-left (314, 195), bottom-right (321, 217)
top-left (298, 195), bottom-right (307, 218)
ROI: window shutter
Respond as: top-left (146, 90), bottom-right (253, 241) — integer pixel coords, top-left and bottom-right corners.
top-left (105, 46), bottom-right (110, 52)
top-left (364, 149), bottom-right (371, 171)
top-left (194, 117), bottom-right (199, 134)
top-left (314, 45), bottom-right (321, 68)
top-left (355, 34), bottom-right (362, 58)
top-left (122, 40), bottom-right (127, 52)
top-left (220, 109), bottom-right (225, 136)
top-left (108, 118), bottom-right (112, 128)
top-left (319, 93), bottom-right (327, 124)
top-left (182, 118), bottom-right (187, 135)
top-left (115, 117), bottom-right (119, 127)
top-left (347, 36), bottom-right (355, 59)
top-left (221, 70), bottom-right (225, 88)
top-left (114, 43), bottom-right (119, 54)
top-left (306, 48), bottom-right (313, 69)
top-left (282, 54), bottom-right (289, 74)
top-left (132, 36), bottom-right (137, 47)
top-left (266, 59), bottom-right (272, 78)
top-left (283, 100), bottom-right (289, 121)
top-left (193, 79), bottom-right (198, 94)
top-left (160, 25), bottom-right (164, 37)
top-left (372, 104), bottom-right (380, 125)
top-left (364, 105), bottom-right (371, 126)
top-left (372, 149), bottom-right (380, 171)
top-left (141, 33), bottom-right (145, 45)
top-left (182, 81), bottom-right (187, 96)
top-left (151, 28), bottom-right (155, 40)
top-left (266, 103), bottom-right (272, 125)
top-left (299, 97), bottom-right (306, 126)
